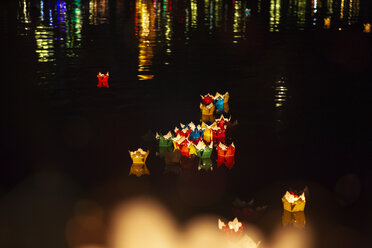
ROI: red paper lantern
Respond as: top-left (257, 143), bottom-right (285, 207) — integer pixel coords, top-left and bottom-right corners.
top-left (97, 72), bottom-right (109, 88)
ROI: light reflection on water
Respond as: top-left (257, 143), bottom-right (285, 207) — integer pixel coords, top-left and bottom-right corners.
top-left (16, 0), bottom-right (369, 86)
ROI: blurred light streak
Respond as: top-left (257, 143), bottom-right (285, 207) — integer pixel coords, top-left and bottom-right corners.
top-left (269, 0), bottom-right (281, 32)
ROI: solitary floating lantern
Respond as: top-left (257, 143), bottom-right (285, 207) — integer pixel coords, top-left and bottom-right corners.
top-left (129, 163), bottom-right (150, 177)
top-left (282, 210), bottom-right (306, 229)
top-left (364, 23), bottom-right (371, 33)
top-left (200, 103), bottom-right (215, 115)
top-left (200, 93), bottom-right (215, 105)
top-left (97, 72), bottom-right (109, 88)
top-left (282, 191), bottom-right (306, 212)
top-left (156, 131), bottom-right (173, 147)
top-left (194, 140), bottom-right (213, 158)
top-left (201, 122), bottom-right (214, 143)
top-left (129, 148), bottom-right (149, 164)
top-left (324, 17), bottom-right (331, 29)
top-left (198, 157), bottom-right (213, 171)
top-left (218, 217), bottom-right (244, 233)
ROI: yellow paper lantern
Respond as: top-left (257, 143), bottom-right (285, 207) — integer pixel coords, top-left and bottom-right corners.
top-left (364, 23), bottom-right (371, 33)
top-left (282, 210), bottom-right (306, 229)
top-left (282, 191), bottom-right (306, 212)
top-left (324, 17), bottom-right (331, 29)
top-left (129, 163), bottom-right (150, 177)
top-left (129, 148), bottom-right (149, 164)
top-left (200, 103), bottom-right (215, 115)
top-left (201, 122), bottom-right (213, 143)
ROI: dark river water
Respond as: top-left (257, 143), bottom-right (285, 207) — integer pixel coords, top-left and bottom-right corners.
top-left (1, 0), bottom-right (372, 247)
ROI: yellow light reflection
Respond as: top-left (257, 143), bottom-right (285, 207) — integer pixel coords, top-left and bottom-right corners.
top-left (340, 0), bottom-right (345, 19)
top-left (89, 0), bottom-right (109, 25)
top-left (327, 0), bottom-right (333, 14)
top-left (347, 0), bottom-right (360, 25)
top-left (191, 0), bottom-right (198, 29)
top-left (35, 25), bottom-right (55, 62)
top-left (214, 0), bottom-right (222, 28)
top-left (364, 23), bottom-right (371, 33)
top-left (269, 0), bottom-right (281, 32)
top-left (136, 0), bottom-right (155, 80)
top-left (233, 0), bottom-right (243, 43)
top-left (274, 78), bottom-right (287, 107)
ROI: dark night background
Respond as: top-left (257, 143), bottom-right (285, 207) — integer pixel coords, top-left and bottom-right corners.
top-left (1, 0), bottom-right (372, 247)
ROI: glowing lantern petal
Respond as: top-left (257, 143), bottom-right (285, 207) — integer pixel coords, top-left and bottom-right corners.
top-left (129, 148), bottom-right (149, 164)
top-left (282, 191), bottom-right (306, 212)
top-left (218, 217), bottom-right (244, 233)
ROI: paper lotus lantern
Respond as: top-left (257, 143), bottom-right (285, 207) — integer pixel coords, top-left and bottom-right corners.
top-left (198, 158), bottom-right (213, 171)
top-left (129, 148), bottom-right (149, 164)
top-left (364, 23), bottom-right (371, 33)
top-left (214, 92), bottom-right (229, 110)
top-left (172, 134), bottom-right (187, 151)
top-left (201, 122), bottom-right (213, 143)
top-left (173, 136), bottom-right (197, 157)
top-left (97, 72), bottom-right (109, 88)
top-left (194, 140), bottom-right (213, 158)
top-left (200, 103), bottom-right (215, 115)
top-left (215, 115), bottom-right (231, 129)
top-left (129, 163), bottom-right (150, 177)
top-left (282, 191), bottom-right (306, 212)
top-left (189, 125), bottom-right (205, 141)
top-left (324, 17), bottom-right (331, 29)
top-left (217, 142), bottom-right (235, 158)
top-left (200, 93), bottom-right (215, 105)
top-left (212, 126), bottom-right (226, 144)
top-left (218, 217), bottom-right (244, 233)
top-left (282, 210), bottom-right (306, 229)
top-left (156, 131), bottom-right (173, 147)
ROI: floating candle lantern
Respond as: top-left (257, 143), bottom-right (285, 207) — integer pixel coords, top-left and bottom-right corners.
top-left (174, 126), bottom-right (191, 138)
top-left (215, 115), bottom-right (231, 129)
top-left (212, 126), bottom-right (226, 144)
top-left (364, 23), bottom-right (371, 33)
top-left (156, 131), bottom-right (173, 147)
top-left (189, 124), bottom-right (204, 141)
top-left (218, 217), bottom-right (244, 233)
top-left (200, 93), bottom-right (215, 105)
top-left (216, 143), bottom-right (235, 168)
top-left (200, 103), bottom-right (215, 115)
top-left (214, 92), bottom-right (229, 110)
top-left (172, 134), bottom-right (187, 151)
top-left (129, 163), bottom-right (150, 177)
top-left (195, 140), bottom-right (213, 158)
top-left (129, 148), bottom-right (149, 164)
top-left (324, 17), bottom-right (331, 29)
top-left (282, 210), bottom-right (306, 229)
top-left (97, 72), bottom-right (109, 88)
top-left (201, 122), bottom-right (214, 143)
top-left (282, 191), bottom-right (306, 212)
